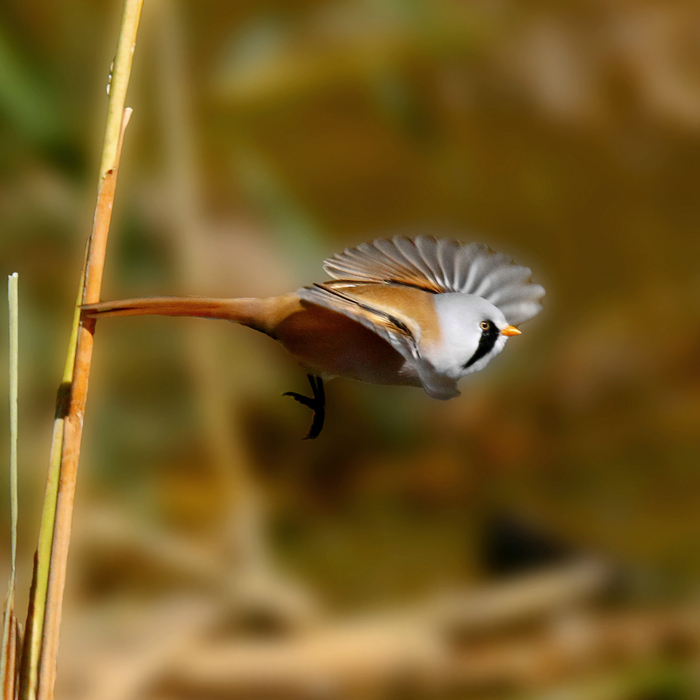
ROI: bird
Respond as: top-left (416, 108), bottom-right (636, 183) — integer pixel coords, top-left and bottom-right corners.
top-left (82, 235), bottom-right (545, 438)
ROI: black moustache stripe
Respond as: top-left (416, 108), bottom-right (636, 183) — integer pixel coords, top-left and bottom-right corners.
top-left (464, 321), bottom-right (500, 369)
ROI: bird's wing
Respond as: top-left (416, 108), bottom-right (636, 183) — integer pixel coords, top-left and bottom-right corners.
top-left (323, 235), bottom-right (545, 325)
top-left (298, 283), bottom-right (460, 400)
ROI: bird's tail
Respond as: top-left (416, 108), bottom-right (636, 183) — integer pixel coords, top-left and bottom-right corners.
top-left (81, 296), bottom-right (268, 331)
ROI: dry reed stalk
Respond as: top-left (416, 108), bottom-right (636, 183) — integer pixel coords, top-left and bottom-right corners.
top-left (154, 0), bottom-right (267, 572)
top-left (18, 2), bottom-right (144, 698)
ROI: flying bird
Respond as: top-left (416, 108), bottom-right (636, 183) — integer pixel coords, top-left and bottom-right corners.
top-left (82, 235), bottom-right (545, 438)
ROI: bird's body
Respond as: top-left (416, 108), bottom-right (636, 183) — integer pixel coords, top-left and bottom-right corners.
top-left (83, 235), bottom-right (545, 436)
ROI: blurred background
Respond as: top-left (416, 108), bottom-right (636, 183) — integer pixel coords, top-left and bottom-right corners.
top-left (2, 0), bottom-right (700, 698)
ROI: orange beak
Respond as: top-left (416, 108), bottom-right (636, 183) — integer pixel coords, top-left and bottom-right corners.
top-left (501, 325), bottom-right (521, 337)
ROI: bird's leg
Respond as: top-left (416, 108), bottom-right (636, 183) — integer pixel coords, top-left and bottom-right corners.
top-left (283, 374), bottom-right (325, 439)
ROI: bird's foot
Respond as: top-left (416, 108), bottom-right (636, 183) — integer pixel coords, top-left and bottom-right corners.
top-left (283, 375), bottom-right (325, 439)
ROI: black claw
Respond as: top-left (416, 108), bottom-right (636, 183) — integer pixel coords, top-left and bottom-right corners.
top-left (282, 391), bottom-right (316, 409)
top-left (283, 374), bottom-right (325, 439)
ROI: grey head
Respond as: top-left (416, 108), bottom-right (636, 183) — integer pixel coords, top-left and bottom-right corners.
top-left (428, 293), bottom-right (511, 380)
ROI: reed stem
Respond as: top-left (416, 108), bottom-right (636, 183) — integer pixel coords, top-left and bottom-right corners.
top-left (18, 3), bottom-right (144, 698)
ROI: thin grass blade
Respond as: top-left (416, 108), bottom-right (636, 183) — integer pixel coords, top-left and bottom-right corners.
top-left (1, 273), bottom-right (20, 699)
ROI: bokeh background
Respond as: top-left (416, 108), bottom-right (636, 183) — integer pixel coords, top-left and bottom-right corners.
top-left (2, 0), bottom-right (700, 698)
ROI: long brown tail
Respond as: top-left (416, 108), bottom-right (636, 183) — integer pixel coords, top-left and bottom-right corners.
top-left (81, 296), bottom-right (269, 331)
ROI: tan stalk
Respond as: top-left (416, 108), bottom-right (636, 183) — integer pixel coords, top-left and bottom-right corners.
top-left (155, 0), bottom-right (267, 573)
top-left (18, 2), bottom-right (144, 698)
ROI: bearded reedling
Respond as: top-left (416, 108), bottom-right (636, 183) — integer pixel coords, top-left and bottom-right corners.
top-left (83, 235), bottom-right (545, 438)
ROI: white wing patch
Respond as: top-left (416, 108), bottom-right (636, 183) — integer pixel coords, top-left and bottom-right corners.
top-left (324, 235), bottom-right (545, 326)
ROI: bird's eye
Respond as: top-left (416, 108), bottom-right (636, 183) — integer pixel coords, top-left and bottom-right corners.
top-left (479, 321), bottom-right (491, 331)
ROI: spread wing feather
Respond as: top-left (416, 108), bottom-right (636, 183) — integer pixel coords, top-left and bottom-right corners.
top-left (324, 235), bottom-right (545, 326)
top-left (298, 283), bottom-right (460, 400)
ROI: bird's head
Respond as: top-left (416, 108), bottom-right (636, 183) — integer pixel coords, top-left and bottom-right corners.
top-left (429, 293), bottom-right (522, 379)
